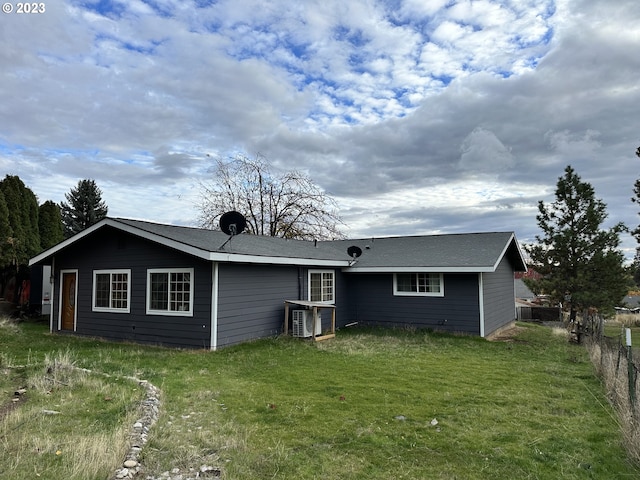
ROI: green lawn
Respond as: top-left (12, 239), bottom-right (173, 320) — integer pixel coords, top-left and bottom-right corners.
top-left (1, 319), bottom-right (638, 479)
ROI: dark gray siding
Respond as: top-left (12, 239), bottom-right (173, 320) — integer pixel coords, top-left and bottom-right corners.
top-left (298, 268), bottom-right (352, 329)
top-left (51, 227), bottom-right (213, 348)
top-left (216, 263), bottom-right (299, 348)
top-left (345, 273), bottom-right (481, 334)
top-left (482, 255), bottom-right (517, 336)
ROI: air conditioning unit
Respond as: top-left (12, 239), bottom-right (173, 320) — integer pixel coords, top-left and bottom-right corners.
top-left (292, 310), bottom-right (322, 338)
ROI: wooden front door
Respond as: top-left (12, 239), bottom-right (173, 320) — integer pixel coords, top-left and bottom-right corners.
top-left (61, 272), bottom-right (76, 331)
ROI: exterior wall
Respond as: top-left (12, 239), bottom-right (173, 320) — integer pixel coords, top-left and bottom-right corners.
top-left (216, 265), bottom-right (353, 348)
top-left (50, 227), bottom-right (213, 349)
top-left (345, 273), bottom-right (481, 335)
top-left (298, 268), bottom-right (353, 328)
top-left (482, 255), bottom-right (517, 336)
top-left (216, 263), bottom-right (299, 348)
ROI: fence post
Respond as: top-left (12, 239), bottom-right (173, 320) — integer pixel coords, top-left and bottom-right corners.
top-left (626, 328), bottom-right (636, 416)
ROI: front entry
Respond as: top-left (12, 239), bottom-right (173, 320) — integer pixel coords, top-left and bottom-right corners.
top-left (61, 272), bottom-right (76, 331)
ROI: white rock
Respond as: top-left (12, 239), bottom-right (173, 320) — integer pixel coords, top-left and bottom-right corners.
top-left (124, 460), bottom-right (138, 468)
top-left (42, 409), bottom-right (61, 415)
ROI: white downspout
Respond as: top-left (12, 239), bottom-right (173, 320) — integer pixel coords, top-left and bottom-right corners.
top-left (478, 272), bottom-right (485, 337)
top-left (210, 262), bottom-right (219, 351)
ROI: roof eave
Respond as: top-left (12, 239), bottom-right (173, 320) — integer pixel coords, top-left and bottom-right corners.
top-left (209, 252), bottom-right (348, 267)
top-left (492, 233), bottom-right (527, 272)
top-left (29, 218), bottom-right (214, 265)
top-left (29, 218), bottom-right (113, 266)
top-left (343, 266), bottom-right (496, 273)
top-left (28, 217), bottom-right (350, 268)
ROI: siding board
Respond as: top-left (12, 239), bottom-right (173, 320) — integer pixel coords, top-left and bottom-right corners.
top-left (346, 273), bottom-right (480, 334)
top-left (216, 263), bottom-right (299, 348)
top-left (482, 255), bottom-right (517, 336)
top-left (51, 227), bottom-right (213, 348)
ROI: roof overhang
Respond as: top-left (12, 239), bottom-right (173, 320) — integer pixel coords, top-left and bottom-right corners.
top-left (208, 252), bottom-right (348, 267)
top-left (343, 266), bottom-right (497, 273)
top-left (29, 218), bottom-right (349, 268)
top-left (500, 232), bottom-right (528, 272)
top-left (29, 219), bottom-right (527, 272)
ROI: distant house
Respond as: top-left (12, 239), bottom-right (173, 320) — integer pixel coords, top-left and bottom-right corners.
top-left (29, 218), bottom-right (527, 349)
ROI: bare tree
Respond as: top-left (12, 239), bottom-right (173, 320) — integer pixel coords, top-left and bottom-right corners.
top-left (197, 154), bottom-right (345, 240)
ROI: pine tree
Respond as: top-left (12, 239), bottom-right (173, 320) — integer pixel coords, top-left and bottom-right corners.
top-left (631, 146), bottom-right (640, 242)
top-left (60, 179), bottom-right (108, 238)
top-left (525, 165), bottom-right (627, 318)
top-left (38, 200), bottom-right (64, 250)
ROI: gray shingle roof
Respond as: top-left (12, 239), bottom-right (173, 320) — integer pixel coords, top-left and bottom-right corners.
top-left (30, 217), bottom-right (526, 272)
top-left (114, 218), bottom-right (346, 261)
top-left (327, 232), bottom-right (525, 272)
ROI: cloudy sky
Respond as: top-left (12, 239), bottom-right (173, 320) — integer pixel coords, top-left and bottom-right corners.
top-left (1, 0), bottom-right (639, 258)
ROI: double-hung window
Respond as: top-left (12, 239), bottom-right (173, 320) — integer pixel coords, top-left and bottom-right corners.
top-left (393, 273), bottom-right (444, 297)
top-left (309, 270), bottom-right (335, 303)
top-left (93, 269), bottom-right (131, 313)
top-left (146, 268), bottom-right (194, 316)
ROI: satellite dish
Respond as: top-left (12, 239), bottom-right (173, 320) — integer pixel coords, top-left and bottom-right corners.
top-left (347, 245), bottom-right (362, 259)
top-left (219, 211), bottom-right (246, 236)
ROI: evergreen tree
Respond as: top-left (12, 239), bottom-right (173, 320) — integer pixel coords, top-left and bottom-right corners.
top-left (38, 200), bottom-right (64, 250)
top-left (60, 179), bottom-right (108, 238)
top-left (525, 165), bottom-right (627, 318)
top-left (631, 146), bottom-right (640, 242)
top-left (0, 175), bottom-right (40, 265)
top-left (0, 190), bottom-right (11, 266)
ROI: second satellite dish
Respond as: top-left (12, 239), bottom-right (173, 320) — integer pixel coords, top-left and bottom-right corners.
top-left (219, 211), bottom-right (247, 236)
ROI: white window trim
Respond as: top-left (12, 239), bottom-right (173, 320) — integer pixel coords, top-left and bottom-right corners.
top-left (393, 273), bottom-right (445, 297)
top-left (308, 269), bottom-right (335, 304)
top-left (92, 269), bottom-right (131, 313)
top-left (146, 268), bottom-right (194, 317)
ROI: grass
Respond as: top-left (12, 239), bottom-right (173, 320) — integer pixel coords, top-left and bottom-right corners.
top-left (587, 337), bottom-right (640, 466)
top-left (1, 318), bottom-right (639, 479)
top-left (0, 343), bottom-right (145, 479)
top-left (603, 317), bottom-right (640, 358)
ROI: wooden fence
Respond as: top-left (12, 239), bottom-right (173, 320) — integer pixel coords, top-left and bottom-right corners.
top-left (516, 306), bottom-right (561, 322)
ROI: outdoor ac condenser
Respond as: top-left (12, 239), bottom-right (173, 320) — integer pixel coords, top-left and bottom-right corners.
top-left (292, 310), bottom-right (322, 338)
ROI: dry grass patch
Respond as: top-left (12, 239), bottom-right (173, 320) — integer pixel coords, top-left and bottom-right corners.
top-left (587, 339), bottom-right (640, 464)
top-left (613, 313), bottom-right (640, 328)
top-left (0, 348), bottom-right (145, 480)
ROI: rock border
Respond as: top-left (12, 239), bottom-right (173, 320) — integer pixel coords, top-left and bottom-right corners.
top-left (110, 376), bottom-right (161, 480)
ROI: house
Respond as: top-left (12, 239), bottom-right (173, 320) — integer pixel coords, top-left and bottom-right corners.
top-left (28, 217), bottom-right (527, 349)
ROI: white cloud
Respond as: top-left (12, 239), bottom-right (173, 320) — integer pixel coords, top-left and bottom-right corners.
top-left (459, 128), bottom-right (515, 174)
top-left (1, 0), bottom-right (640, 261)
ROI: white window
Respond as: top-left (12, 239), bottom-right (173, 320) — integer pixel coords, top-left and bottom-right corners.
top-left (146, 268), bottom-right (194, 316)
top-left (393, 273), bottom-right (444, 297)
top-left (309, 270), bottom-right (335, 303)
top-left (92, 269), bottom-right (131, 313)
